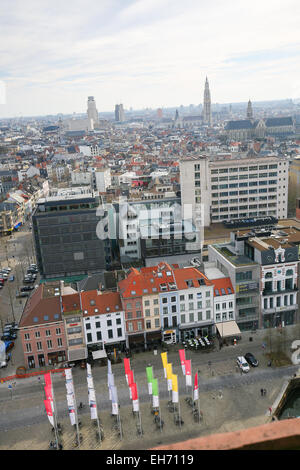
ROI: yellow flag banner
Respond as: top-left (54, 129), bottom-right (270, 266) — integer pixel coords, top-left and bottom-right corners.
top-left (161, 352), bottom-right (168, 378)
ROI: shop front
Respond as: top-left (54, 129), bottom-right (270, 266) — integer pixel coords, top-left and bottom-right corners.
top-left (179, 323), bottom-right (214, 342)
top-left (162, 329), bottom-right (176, 344)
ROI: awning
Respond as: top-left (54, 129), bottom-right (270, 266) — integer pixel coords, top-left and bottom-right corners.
top-left (92, 349), bottom-right (107, 360)
top-left (216, 321), bottom-right (241, 338)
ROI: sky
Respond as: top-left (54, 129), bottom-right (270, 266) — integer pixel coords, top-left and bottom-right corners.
top-left (0, 0), bottom-right (300, 118)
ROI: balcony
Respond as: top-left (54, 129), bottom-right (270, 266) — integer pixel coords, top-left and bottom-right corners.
top-left (263, 286), bottom-right (298, 296)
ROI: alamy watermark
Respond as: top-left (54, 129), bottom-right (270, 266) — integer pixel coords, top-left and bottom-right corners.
top-left (96, 199), bottom-right (204, 250)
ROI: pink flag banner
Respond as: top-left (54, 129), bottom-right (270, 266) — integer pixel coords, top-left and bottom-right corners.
top-left (44, 399), bottom-right (54, 426)
top-left (130, 382), bottom-right (139, 412)
top-left (193, 372), bottom-right (199, 401)
top-left (124, 358), bottom-right (131, 384)
top-left (179, 349), bottom-right (186, 375)
top-left (44, 372), bottom-right (52, 388)
top-left (185, 359), bottom-right (192, 387)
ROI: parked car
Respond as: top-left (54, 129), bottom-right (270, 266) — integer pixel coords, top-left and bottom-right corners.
top-left (9, 275), bottom-right (14, 282)
top-left (16, 291), bottom-right (30, 298)
top-left (236, 356), bottom-right (250, 373)
top-left (4, 322), bottom-right (18, 331)
top-left (245, 352), bottom-right (259, 367)
top-left (23, 278), bottom-right (34, 284)
top-left (2, 267), bottom-right (11, 272)
top-left (21, 286), bottom-right (34, 292)
top-left (0, 360), bottom-right (7, 368)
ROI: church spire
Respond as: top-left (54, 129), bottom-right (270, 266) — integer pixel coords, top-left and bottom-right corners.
top-left (203, 77), bottom-right (212, 126)
top-left (247, 99), bottom-right (253, 120)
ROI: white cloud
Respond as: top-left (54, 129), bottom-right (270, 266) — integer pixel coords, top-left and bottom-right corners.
top-left (0, 0), bottom-right (300, 116)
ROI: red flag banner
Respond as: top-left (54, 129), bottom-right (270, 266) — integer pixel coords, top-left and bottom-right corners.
top-left (178, 349), bottom-right (186, 375)
top-left (124, 358), bottom-right (131, 374)
top-left (44, 383), bottom-right (53, 402)
top-left (44, 372), bottom-right (52, 387)
top-left (194, 372), bottom-right (199, 401)
top-left (185, 359), bottom-right (192, 386)
top-left (130, 382), bottom-right (138, 401)
top-left (44, 399), bottom-right (54, 426)
top-left (127, 369), bottom-right (134, 386)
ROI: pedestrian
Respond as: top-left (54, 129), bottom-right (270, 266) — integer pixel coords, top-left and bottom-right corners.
top-left (260, 388), bottom-right (264, 396)
top-left (268, 406), bottom-right (272, 416)
top-left (263, 389), bottom-right (267, 396)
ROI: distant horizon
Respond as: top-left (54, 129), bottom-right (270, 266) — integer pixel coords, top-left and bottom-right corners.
top-left (0, 96), bottom-right (298, 121)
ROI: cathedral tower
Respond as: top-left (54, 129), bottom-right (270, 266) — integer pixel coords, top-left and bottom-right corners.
top-left (203, 77), bottom-right (212, 126)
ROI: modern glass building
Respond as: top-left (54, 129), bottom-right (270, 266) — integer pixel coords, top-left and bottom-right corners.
top-left (32, 188), bottom-right (112, 279)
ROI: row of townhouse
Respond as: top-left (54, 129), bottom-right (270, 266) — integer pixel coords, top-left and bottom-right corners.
top-left (19, 263), bottom-right (236, 368)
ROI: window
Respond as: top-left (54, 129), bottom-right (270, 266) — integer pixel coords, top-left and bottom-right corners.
top-left (229, 311), bottom-right (234, 319)
top-left (171, 305), bottom-right (177, 313)
top-left (216, 303), bottom-right (220, 311)
top-left (95, 321), bottom-right (101, 328)
top-left (136, 301), bottom-right (141, 308)
top-left (86, 323), bottom-right (91, 330)
top-left (162, 297), bottom-right (168, 304)
top-left (144, 300), bottom-right (150, 306)
top-left (206, 310), bottom-right (211, 319)
top-left (146, 321), bottom-right (151, 329)
top-left (116, 318), bottom-right (121, 325)
top-left (25, 333), bottom-right (30, 340)
top-left (189, 313), bottom-right (194, 322)
top-left (155, 318), bottom-right (160, 328)
top-left (37, 342), bottom-right (42, 351)
top-left (108, 330), bottom-right (113, 339)
top-left (137, 322), bottom-right (142, 331)
top-left (26, 343), bottom-right (32, 352)
top-left (117, 328), bottom-right (122, 337)
top-left (145, 309), bottom-right (150, 317)
top-left (163, 307), bottom-right (168, 315)
top-left (197, 301), bottom-right (202, 309)
top-left (153, 299), bottom-right (159, 305)
top-left (56, 328), bottom-right (61, 335)
top-left (127, 311), bottom-right (132, 319)
top-left (171, 296), bottom-right (176, 302)
top-left (87, 333), bottom-right (92, 342)
top-left (206, 300), bottom-right (211, 308)
top-left (45, 330), bottom-right (51, 337)
top-left (180, 295), bottom-right (185, 301)
top-left (198, 311), bottom-right (202, 321)
top-left (206, 291), bottom-right (210, 297)
top-left (93, 331), bottom-right (100, 341)
top-left (47, 340), bottom-right (52, 349)
top-left (57, 338), bottom-right (63, 347)
top-left (107, 320), bottom-right (112, 327)
top-left (188, 294), bottom-right (193, 300)
top-left (127, 303), bottom-right (132, 309)
top-left (35, 331), bottom-right (40, 338)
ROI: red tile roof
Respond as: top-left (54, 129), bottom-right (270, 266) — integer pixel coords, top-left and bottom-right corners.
top-left (19, 285), bottom-right (62, 328)
top-left (80, 290), bottom-right (123, 317)
top-left (61, 293), bottom-right (81, 312)
top-left (211, 277), bottom-right (235, 296)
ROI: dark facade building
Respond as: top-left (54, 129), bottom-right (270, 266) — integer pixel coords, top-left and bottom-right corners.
top-left (32, 188), bottom-right (112, 279)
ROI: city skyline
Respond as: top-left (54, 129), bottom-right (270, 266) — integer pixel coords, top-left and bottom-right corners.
top-left (0, 0), bottom-right (300, 118)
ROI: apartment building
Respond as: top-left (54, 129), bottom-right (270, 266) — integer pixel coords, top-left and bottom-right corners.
top-left (61, 289), bottom-right (87, 362)
top-left (19, 284), bottom-right (68, 369)
top-left (80, 290), bottom-right (126, 352)
top-left (32, 187), bottom-right (112, 278)
top-left (180, 154), bottom-right (288, 228)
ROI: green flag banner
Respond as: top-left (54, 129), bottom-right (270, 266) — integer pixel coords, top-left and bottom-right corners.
top-left (146, 367), bottom-right (153, 395)
top-left (152, 378), bottom-right (159, 407)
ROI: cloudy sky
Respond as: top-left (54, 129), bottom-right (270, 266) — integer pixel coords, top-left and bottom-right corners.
top-left (0, 0), bottom-right (300, 117)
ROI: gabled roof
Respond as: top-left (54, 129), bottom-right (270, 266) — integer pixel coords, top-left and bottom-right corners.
top-left (80, 290), bottom-right (123, 317)
top-left (173, 267), bottom-right (213, 290)
top-left (211, 277), bottom-right (235, 297)
top-left (19, 285), bottom-right (62, 328)
top-left (264, 117), bottom-right (293, 127)
top-left (225, 120), bottom-right (254, 130)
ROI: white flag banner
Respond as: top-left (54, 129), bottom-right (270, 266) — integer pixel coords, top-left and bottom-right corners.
top-left (67, 393), bottom-right (75, 408)
top-left (87, 377), bottom-right (94, 390)
top-left (66, 381), bottom-right (74, 395)
top-left (148, 382), bottom-right (152, 395)
top-left (185, 374), bottom-right (192, 387)
top-left (90, 402), bottom-right (98, 420)
top-left (133, 399), bottom-right (139, 412)
top-left (167, 378), bottom-right (172, 391)
top-left (153, 394), bottom-right (159, 408)
top-left (194, 388), bottom-right (199, 401)
top-left (65, 368), bottom-right (73, 381)
top-left (87, 363), bottom-right (92, 377)
top-left (68, 408), bottom-right (76, 426)
top-left (112, 402), bottom-right (119, 415)
top-left (172, 390), bottom-right (179, 403)
top-left (107, 359), bottom-right (112, 375)
top-left (108, 373), bottom-right (115, 387)
top-left (111, 385), bottom-right (118, 415)
top-left (88, 388), bottom-right (96, 403)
